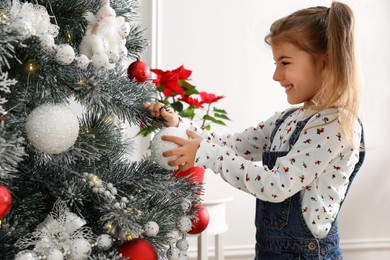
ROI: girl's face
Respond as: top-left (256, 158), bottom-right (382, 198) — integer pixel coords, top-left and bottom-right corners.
top-left (271, 41), bottom-right (326, 108)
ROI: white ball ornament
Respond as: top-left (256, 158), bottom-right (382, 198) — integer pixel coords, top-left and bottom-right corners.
top-left (178, 251), bottom-right (189, 260)
top-left (96, 234), bottom-right (113, 250)
top-left (15, 250), bottom-right (39, 260)
top-left (176, 238), bottom-right (189, 251)
top-left (55, 44), bottom-right (76, 65)
top-left (26, 103), bottom-right (79, 154)
top-left (178, 216), bottom-right (192, 233)
top-left (69, 238), bottom-right (92, 260)
top-left (47, 249), bottom-right (64, 260)
top-left (167, 246), bottom-right (180, 260)
top-left (75, 54), bottom-right (90, 69)
top-left (151, 127), bottom-right (189, 170)
top-left (144, 221), bottom-right (159, 237)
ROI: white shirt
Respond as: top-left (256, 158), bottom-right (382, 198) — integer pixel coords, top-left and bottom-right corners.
top-left (182, 107), bottom-right (362, 238)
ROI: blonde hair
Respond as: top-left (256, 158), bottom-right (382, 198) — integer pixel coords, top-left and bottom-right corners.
top-left (265, 2), bottom-right (361, 144)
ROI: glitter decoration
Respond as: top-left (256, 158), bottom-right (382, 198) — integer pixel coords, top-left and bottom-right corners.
top-left (151, 127), bottom-right (189, 170)
top-left (25, 103), bottom-right (79, 154)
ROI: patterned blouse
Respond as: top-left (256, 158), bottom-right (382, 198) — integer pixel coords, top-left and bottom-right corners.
top-left (181, 107), bottom-right (362, 239)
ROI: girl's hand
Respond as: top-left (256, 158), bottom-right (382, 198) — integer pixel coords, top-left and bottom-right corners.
top-left (144, 101), bottom-right (180, 127)
top-left (162, 130), bottom-right (203, 171)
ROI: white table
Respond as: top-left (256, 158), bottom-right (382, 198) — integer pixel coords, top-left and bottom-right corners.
top-left (197, 191), bottom-right (233, 260)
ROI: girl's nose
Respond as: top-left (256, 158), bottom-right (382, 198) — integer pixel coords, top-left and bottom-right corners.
top-left (273, 67), bottom-right (283, 82)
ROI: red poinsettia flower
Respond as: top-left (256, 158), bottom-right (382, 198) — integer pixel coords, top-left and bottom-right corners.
top-left (172, 65), bottom-right (192, 80)
top-left (179, 95), bottom-right (204, 108)
top-left (199, 91), bottom-right (225, 104)
top-left (150, 65), bottom-right (192, 97)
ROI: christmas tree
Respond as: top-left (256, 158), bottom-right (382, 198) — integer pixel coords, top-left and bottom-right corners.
top-left (0, 0), bottom-right (201, 259)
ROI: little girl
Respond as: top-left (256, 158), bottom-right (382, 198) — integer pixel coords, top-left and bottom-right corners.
top-left (145, 2), bottom-right (365, 259)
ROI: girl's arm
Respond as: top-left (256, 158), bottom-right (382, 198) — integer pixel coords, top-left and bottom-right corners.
top-left (194, 112), bottom-right (362, 202)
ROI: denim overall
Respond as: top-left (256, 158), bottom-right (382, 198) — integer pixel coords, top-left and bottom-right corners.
top-left (255, 109), bottom-right (365, 260)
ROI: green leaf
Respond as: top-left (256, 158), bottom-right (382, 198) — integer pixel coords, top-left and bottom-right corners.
top-left (204, 125), bottom-right (211, 131)
top-left (171, 101), bottom-right (183, 112)
top-left (213, 107), bottom-right (228, 114)
top-left (178, 80), bottom-right (198, 96)
top-left (179, 108), bottom-right (195, 119)
top-left (214, 113), bottom-right (231, 120)
top-left (203, 115), bottom-right (226, 125)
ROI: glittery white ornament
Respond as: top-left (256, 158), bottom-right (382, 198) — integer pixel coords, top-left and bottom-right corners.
top-left (15, 250), bottom-right (39, 260)
top-left (26, 103), bottom-right (79, 154)
top-left (176, 238), bottom-right (189, 251)
top-left (167, 246), bottom-right (180, 260)
top-left (55, 44), bottom-right (75, 65)
top-left (96, 234), bottom-right (113, 250)
top-left (144, 221), bottom-right (159, 237)
top-left (75, 54), bottom-right (90, 69)
top-left (151, 127), bottom-right (189, 170)
top-left (47, 248), bottom-right (64, 260)
top-left (178, 216), bottom-right (192, 233)
top-left (69, 238), bottom-right (92, 260)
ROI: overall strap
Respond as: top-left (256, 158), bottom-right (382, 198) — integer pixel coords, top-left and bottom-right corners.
top-left (269, 108), bottom-right (299, 145)
top-left (288, 112), bottom-right (317, 149)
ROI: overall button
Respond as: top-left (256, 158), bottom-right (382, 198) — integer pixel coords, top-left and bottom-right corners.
top-left (308, 242), bottom-right (317, 251)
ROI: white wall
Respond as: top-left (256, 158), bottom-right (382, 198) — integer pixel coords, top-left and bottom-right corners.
top-left (140, 1), bottom-right (390, 259)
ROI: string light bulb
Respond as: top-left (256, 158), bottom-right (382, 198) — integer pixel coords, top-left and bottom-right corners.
top-left (26, 61), bottom-right (37, 74)
top-left (126, 233), bottom-right (133, 241)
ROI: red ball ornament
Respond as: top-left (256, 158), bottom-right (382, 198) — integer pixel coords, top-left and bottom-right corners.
top-left (117, 238), bottom-right (158, 260)
top-left (188, 204), bottom-right (209, 235)
top-left (127, 60), bottom-right (150, 82)
top-left (0, 185), bottom-right (12, 218)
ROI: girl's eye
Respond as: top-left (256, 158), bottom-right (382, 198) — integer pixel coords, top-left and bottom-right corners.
top-left (281, 61), bottom-right (290, 66)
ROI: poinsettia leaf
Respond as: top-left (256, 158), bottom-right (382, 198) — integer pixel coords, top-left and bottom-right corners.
top-left (214, 113), bottom-right (231, 120)
top-left (178, 80), bottom-right (198, 96)
top-left (213, 107), bottom-right (228, 114)
top-left (203, 115), bottom-right (226, 125)
top-left (156, 86), bottom-right (165, 93)
top-left (171, 101), bottom-right (184, 112)
top-left (179, 108), bottom-right (195, 119)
